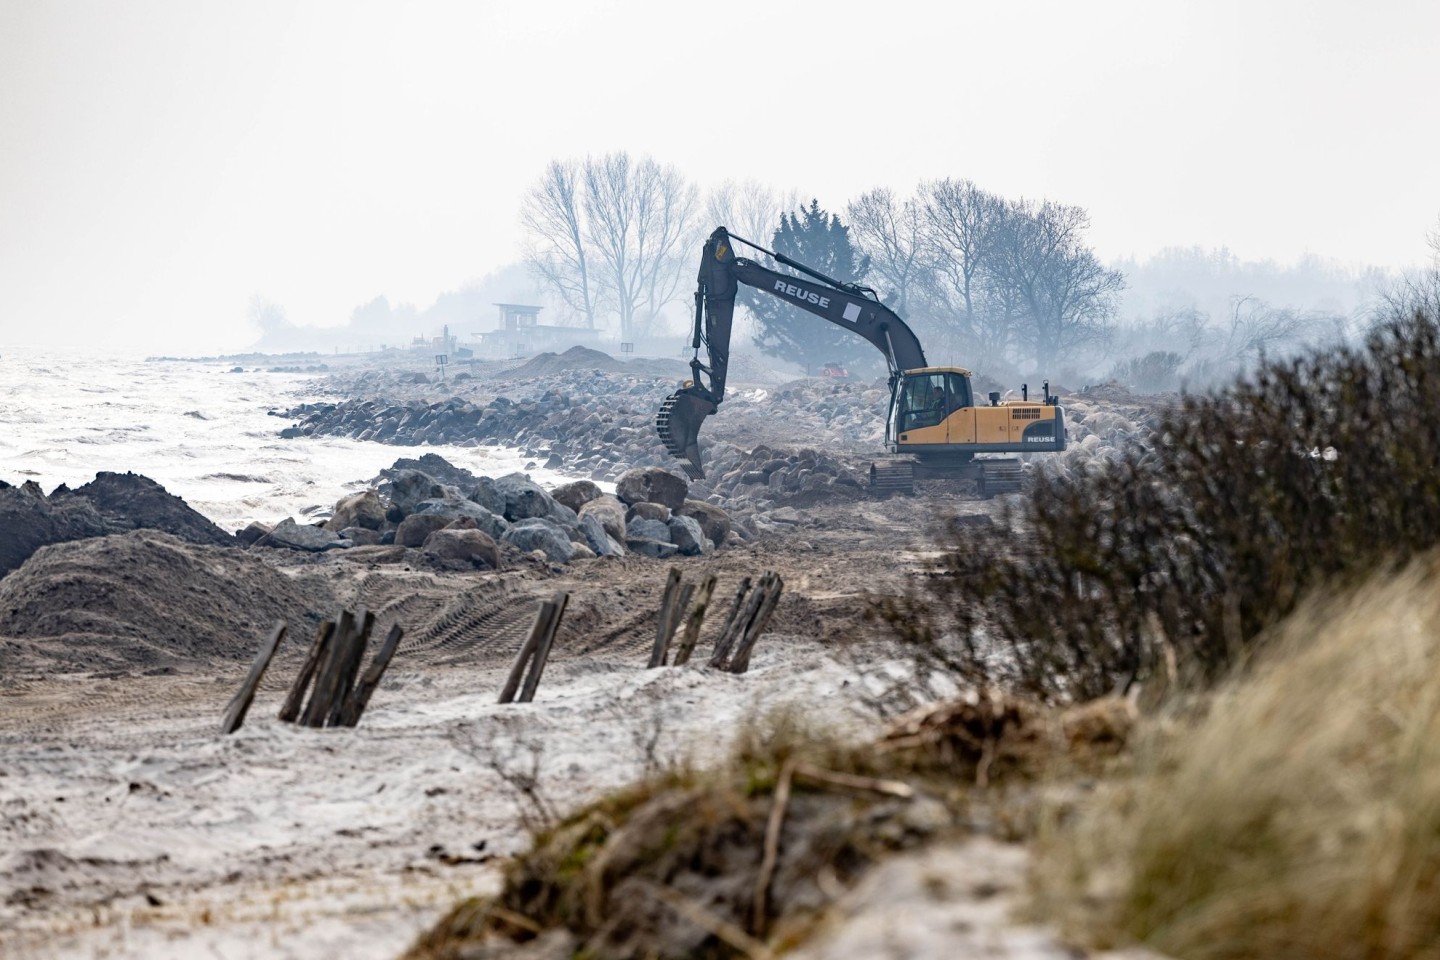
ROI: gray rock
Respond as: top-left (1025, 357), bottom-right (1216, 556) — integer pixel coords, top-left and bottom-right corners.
top-left (626, 537), bottom-right (678, 559)
top-left (414, 497), bottom-right (509, 538)
top-left (667, 515), bottom-right (710, 556)
top-left (579, 495), bottom-right (627, 542)
top-left (626, 501), bottom-right (671, 523)
top-left (627, 517), bottom-right (672, 543)
top-left (422, 528), bottom-right (500, 569)
top-left (257, 517), bottom-right (344, 552)
top-left (550, 479), bottom-right (604, 514)
top-left (678, 499), bottom-right (731, 548)
top-left (236, 520), bottom-right (272, 546)
top-left (615, 466), bottom-right (689, 511)
top-left (395, 513), bottom-right (453, 548)
top-left (340, 526), bottom-right (383, 546)
top-left (579, 513), bottom-right (626, 557)
top-left (502, 517), bottom-right (576, 563)
top-left (495, 472), bottom-right (560, 522)
top-left (389, 470), bottom-right (446, 516)
top-left (468, 476), bottom-right (506, 517)
top-left (326, 489), bottom-right (385, 532)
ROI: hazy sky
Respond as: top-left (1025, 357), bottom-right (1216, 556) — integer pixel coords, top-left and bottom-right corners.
top-left (2, 0), bottom-right (1437, 355)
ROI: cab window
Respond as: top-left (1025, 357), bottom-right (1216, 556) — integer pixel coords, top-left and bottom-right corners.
top-left (898, 374), bottom-right (948, 431)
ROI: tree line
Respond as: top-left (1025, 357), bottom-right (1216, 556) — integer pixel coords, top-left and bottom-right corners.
top-left (520, 152), bottom-right (1429, 386)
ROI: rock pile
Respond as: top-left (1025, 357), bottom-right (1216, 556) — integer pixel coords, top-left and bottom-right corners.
top-left (244, 456), bottom-right (731, 566)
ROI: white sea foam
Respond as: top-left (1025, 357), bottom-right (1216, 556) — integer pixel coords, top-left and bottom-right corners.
top-left (0, 349), bottom-right (593, 532)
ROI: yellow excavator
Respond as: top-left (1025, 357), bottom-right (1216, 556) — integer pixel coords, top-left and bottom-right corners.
top-left (657, 227), bottom-right (1066, 496)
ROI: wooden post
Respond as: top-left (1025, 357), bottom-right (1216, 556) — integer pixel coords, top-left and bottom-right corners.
top-left (280, 620), bottom-right (333, 723)
top-left (326, 610), bottom-right (375, 727)
top-left (221, 621), bottom-right (287, 735)
top-left (341, 623), bottom-right (404, 727)
top-left (730, 573), bottom-right (784, 674)
top-left (673, 574), bottom-right (718, 666)
top-left (499, 600), bottom-right (549, 704)
top-left (518, 592), bottom-right (568, 703)
top-left (708, 577), bottom-right (752, 668)
top-left (659, 582), bottom-right (695, 666)
top-left (712, 577), bottom-right (766, 670)
top-left (302, 609), bottom-right (356, 727)
top-left (648, 567), bottom-right (683, 668)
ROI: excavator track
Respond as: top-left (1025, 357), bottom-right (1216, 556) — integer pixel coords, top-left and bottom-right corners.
top-left (869, 459), bottom-right (915, 495)
top-left (977, 458), bottom-right (1025, 498)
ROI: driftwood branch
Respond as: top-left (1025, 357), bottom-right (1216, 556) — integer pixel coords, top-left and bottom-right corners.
top-left (639, 880), bottom-right (775, 960)
top-left (753, 758), bottom-right (796, 937)
top-left (792, 763), bottom-right (915, 799)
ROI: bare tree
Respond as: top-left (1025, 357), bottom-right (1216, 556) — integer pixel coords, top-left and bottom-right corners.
top-left (847, 187), bottom-right (924, 316)
top-left (705, 178), bottom-right (797, 247)
top-left (1380, 214), bottom-right (1440, 318)
top-left (985, 199), bottom-right (1125, 369)
top-left (583, 152), bottom-right (697, 343)
top-left (520, 160), bottom-right (597, 328)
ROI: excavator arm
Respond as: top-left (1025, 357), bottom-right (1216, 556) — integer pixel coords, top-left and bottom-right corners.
top-left (658, 227), bottom-right (928, 478)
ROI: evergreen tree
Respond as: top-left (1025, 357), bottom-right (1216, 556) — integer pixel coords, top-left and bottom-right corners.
top-left (745, 200), bottom-right (876, 374)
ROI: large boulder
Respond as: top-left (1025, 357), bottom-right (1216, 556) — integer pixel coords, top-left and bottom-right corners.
top-left (626, 502), bottom-right (671, 524)
top-left (678, 500), bottom-right (731, 549)
top-left (667, 515), bottom-right (710, 556)
top-left (395, 513), bottom-right (453, 548)
top-left (495, 473), bottom-right (559, 521)
top-left (388, 470), bottom-right (447, 517)
top-left (579, 513), bottom-right (625, 558)
top-left (550, 479), bottom-right (604, 514)
top-left (468, 477), bottom-right (507, 517)
top-left (627, 517), bottom-right (672, 543)
top-left (579, 495), bottom-right (627, 542)
top-left (326, 490), bottom-right (386, 532)
top-left (421, 528), bottom-right (500, 570)
top-left (615, 467), bottom-right (689, 511)
top-left (255, 517), bottom-right (345, 552)
top-left (502, 518), bottom-right (575, 563)
top-left (381, 453), bottom-right (481, 491)
top-left (413, 498), bottom-right (508, 538)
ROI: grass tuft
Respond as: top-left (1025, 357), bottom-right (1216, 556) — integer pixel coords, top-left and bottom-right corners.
top-left (1031, 553), bottom-right (1440, 960)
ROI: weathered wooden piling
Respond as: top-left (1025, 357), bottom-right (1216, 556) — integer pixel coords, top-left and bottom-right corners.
top-left (672, 574), bottom-right (718, 666)
top-left (221, 621), bottom-right (287, 735)
top-left (279, 620), bottom-right (333, 723)
top-left (500, 592), bottom-right (569, 704)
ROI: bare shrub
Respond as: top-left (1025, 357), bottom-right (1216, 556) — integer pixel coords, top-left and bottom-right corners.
top-left (875, 306), bottom-right (1440, 700)
top-left (450, 718), bottom-right (560, 834)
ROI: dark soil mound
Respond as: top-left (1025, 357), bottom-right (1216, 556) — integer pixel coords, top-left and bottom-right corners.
top-left (0, 530), bottom-right (332, 672)
top-left (69, 471), bottom-right (233, 546)
top-left (0, 472), bottom-right (233, 579)
top-left (0, 483), bottom-right (109, 578)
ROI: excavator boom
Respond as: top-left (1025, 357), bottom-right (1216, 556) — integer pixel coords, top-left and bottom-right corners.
top-left (659, 227), bottom-right (928, 478)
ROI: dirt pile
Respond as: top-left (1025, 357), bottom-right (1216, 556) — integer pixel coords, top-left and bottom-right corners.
top-left (0, 530), bottom-right (332, 672)
top-left (0, 471), bottom-right (233, 578)
top-left (69, 471), bottom-right (234, 546)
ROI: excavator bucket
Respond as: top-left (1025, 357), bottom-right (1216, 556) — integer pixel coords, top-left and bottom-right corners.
top-left (656, 390), bottom-right (715, 480)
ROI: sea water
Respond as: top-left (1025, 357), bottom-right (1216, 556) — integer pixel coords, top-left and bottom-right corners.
top-left (0, 349), bottom-right (583, 532)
